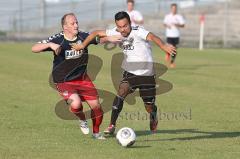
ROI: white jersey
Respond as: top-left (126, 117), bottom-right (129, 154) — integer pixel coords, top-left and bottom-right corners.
top-left (106, 26), bottom-right (154, 76)
top-left (126, 10), bottom-right (144, 27)
top-left (163, 13), bottom-right (185, 38)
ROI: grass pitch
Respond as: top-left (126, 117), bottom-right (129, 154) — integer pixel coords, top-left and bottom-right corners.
top-left (0, 42), bottom-right (239, 159)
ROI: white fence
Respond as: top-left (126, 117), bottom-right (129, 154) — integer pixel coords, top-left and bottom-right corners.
top-left (0, 0), bottom-right (239, 48)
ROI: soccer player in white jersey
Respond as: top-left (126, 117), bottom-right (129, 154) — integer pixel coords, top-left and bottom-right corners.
top-left (72, 11), bottom-right (176, 134)
top-left (163, 3), bottom-right (185, 68)
top-left (126, 0), bottom-right (144, 26)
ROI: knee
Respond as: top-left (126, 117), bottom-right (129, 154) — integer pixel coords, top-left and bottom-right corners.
top-left (87, 100), bottom-right (101, 110)
top-left (142, 96), bottom-right (155, 105)
top-left (144, 104), bottom-right (153, 113)
top-left (145, 103), bottom-right (156, 113)
top-left (117, 83), bottom-right (130, 98)
top-left (144, 104), bottom-right (157, 113)
top-left (142, 97), bottom-right (156, 113)
top-left (117, 89), bottom-right (128, 98)
top-left (68, 94), bottom-right (82, 109)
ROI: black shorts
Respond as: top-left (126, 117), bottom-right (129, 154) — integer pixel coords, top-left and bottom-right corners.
top-left (167, 37), bottom-right (179, 47)
top-left (121, 71), bottom-right (156, 98)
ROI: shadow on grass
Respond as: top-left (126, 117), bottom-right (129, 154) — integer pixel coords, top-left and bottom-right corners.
top-left (128, 145), bottom-right (152, 148)
top-left (135, 129), bottom-right (240, 142)
top-left (103, 134), bottom-right (152, 148)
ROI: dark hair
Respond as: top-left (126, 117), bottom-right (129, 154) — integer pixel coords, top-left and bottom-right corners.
top-left (127, 0), bottom-right (134, 4)
top-left (171, 3), bottom-right (177, 7)
top-left (61, 13), bottom-right (75, 28)
top-left (115, 11), bottom-right (131, 24)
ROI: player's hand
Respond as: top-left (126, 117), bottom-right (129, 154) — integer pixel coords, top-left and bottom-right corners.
top-left (107, 35), bottom-right (123, 43)
top-left (71, 43), bottom-right (84, 51)
top-left (162, 44), bottom-right (176, 56)
top-left (49, 43), bottom-right (61, 55)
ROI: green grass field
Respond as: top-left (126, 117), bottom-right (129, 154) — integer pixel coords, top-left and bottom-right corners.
top-left (0, 42), bottom-right (239, 159)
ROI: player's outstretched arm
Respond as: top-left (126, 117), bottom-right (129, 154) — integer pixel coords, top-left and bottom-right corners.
top-left (100, 35), bottom-right (123, 44)
top-left (71, 30), bottom-right (107, 51)
top-left (32, 43), bottom-right (51, 53)
top-left (71, 30), bottom-right (122, 50)
top-left (146, 32), bottom-right (176, 55)
top-left (31, 42), bottom-right (61, 55)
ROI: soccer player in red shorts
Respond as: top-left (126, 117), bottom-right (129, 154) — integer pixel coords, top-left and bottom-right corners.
top-left (31, 13), bottom-right (120, 139)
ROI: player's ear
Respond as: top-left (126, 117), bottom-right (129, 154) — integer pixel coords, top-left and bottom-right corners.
top-left (62, 23), bottom-right (67, 30)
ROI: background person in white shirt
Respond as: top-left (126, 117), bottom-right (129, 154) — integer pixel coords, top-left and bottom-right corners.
top-left (126, 0), bottom-right (144, 26)
top-left (163, 3), bottom-right (185, 68)
top-left (72, 11), bottom-right (176, 134)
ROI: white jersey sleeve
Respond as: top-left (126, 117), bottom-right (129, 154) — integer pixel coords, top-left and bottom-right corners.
top-left (137, 27), bottom-right (150, 40)
top-left (163, 15), bottom-right (168, 25)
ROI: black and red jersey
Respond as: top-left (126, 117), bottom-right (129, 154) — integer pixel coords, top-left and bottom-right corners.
top-left (39, 31), bottom-right (98, 83)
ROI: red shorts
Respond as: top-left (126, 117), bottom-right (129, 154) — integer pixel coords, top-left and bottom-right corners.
top-left (55, 74), bottom-right (98, 101)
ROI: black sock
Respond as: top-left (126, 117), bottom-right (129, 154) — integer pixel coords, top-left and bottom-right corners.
top-left (110, 96), bottom-right (124, 125)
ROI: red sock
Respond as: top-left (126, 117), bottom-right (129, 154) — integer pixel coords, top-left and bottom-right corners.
top-left (91, 106), bottom-right (103, 133)
top-left (70, 106), bottom-right (86, 120)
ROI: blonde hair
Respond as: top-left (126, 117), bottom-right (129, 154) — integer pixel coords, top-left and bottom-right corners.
top-left (61, 13), bottom-right (76, 28)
